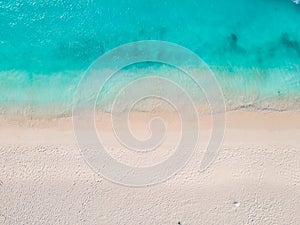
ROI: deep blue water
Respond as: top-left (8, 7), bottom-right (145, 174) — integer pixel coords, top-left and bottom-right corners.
top-left (1, 0), bottom-right (300, 116)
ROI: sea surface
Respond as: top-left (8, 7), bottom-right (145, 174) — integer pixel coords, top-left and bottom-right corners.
top-left (1, 0), bottom-right (300, 116)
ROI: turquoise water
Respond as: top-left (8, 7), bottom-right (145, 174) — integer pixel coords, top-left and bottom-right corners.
top-left (1, 0), bottom-right (300, 116)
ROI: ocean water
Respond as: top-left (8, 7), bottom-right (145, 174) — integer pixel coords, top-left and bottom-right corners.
top-left (1, 0), bottom-right (300, 116)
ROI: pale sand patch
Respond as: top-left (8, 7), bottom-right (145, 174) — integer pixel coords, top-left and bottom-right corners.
top-left (0, 111), bottom-right (299, 224)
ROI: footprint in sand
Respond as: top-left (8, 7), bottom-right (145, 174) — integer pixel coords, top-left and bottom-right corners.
top-left (0, 215), bottom-right (6, 224)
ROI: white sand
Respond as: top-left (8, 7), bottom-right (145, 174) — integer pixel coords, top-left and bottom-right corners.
top-left (0, 111), bottom-right (299, 224)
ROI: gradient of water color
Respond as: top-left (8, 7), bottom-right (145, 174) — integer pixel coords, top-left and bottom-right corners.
top-left (0, 0), bottom-right (300, 116)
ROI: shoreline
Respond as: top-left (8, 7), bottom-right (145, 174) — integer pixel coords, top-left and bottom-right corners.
top-left (1, 109), bottom-right (299, 130)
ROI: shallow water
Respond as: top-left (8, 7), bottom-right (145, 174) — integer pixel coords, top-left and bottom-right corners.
top-left (1, 0), bottom-right (300, 116)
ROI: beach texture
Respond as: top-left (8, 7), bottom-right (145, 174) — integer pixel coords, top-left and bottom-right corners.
top-left (0, 111), bottom-right (299, 224)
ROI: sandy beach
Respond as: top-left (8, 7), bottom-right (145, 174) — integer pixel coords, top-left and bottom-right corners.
top-left (0, 110), bottom-right (299, 224)
top-left (2, 0), bottom-right (300, 224)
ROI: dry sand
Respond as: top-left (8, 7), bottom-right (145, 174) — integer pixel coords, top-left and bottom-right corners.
top-left (0, 111), bottom-right (299, 224)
